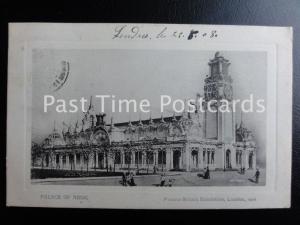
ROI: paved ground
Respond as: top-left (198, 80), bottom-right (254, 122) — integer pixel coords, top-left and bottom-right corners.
top-left (35, 169), bottom-right (265, 186)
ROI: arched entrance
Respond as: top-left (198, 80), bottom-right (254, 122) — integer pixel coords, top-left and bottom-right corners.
top-left (226, 149), bottom-right (231, 169)
top-left (173, 150), bottom-right (181, 170)
top-left (191, 150), bottom-right (198, 168)
top-left (98, 152), bottom-right (104, 169)
top-left (249, 152), bottom-right (253, 169)
top-left (158, 150), bottom-right (166, 171)
top-left (158, 150), bottom-right (166, 165)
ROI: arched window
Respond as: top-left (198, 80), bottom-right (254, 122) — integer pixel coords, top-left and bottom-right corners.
top-left (249, 152), bottom-right (254, 169)
top-left (125, 152), bottom-right (132, 165)
top-left (211, 151), bottom-right (215, 164)
top-left (158, 150), bottom-right (166, 165)
top-left (173, 150), bottom-right (181, 170)
top-left (191, 150), bottom-right (198, 167)
top-left (226, 149), bottom-right (231, 169)
top-left (146, 151), bottom-right (154, 164)
top-left (56, 154), bottom-right (60, 164)
top-left (76, 153), bottom-right (81, 164)
top-left (115, 151), bottom-right (121, 164)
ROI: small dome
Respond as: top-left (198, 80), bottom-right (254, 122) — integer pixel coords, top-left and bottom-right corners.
top-left (48, 131), bottom-right (65, 146)
top-left (215, 51), bottom-right (220, 58)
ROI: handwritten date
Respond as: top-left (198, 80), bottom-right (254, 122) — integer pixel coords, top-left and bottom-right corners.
top-left (112, 25), bottom-right (218, 41)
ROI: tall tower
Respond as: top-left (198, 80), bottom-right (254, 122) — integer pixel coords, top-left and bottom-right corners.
top-left (203, 52), bottom-right (235, 143)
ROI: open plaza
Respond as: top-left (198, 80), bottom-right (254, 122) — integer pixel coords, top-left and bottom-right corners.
top-left (32, 169), bottom-right (265, 186)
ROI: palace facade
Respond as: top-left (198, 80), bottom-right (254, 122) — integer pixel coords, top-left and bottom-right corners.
top-left (33, 52), bottom-right (257, 172)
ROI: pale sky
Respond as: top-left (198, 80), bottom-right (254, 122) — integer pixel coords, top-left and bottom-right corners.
top-left (32, 49), bottom-right (267, 165)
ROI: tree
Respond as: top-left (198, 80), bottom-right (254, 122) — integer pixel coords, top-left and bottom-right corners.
top-left (82, 148), bottom-right (92, 172)
top-left (31, 142), bottom-right (43, 167)
top-left (141, 140), bottom-right (154, 174)
top-left (110, 148), bottom-right (117, 172)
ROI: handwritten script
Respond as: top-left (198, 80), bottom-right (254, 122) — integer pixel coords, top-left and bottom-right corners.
top-left (112, 25), bottom-right (218, 41)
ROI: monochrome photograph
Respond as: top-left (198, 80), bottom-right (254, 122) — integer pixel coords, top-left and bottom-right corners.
top-left (30, 49), bottom-right (266, 187)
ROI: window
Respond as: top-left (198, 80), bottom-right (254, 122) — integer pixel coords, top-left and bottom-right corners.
top-left (115, 151), bottom-right (121, 164)
top-left (135, 151), bottom-right (142, 164)
top-left (125, 152), bottom-right (131, 165)
top-left (158, 150), bottom-right (166, 165)
top-left (146, 151), bottom-right (154, 164)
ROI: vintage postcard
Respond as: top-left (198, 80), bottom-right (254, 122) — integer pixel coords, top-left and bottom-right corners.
top-left (7, 23), bottom-right (292, 209)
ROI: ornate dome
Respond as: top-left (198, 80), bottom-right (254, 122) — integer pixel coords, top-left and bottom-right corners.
top-left (45, 130), bottom-right (66, 147)
top-left (90, 128), bottom-right (110, 146)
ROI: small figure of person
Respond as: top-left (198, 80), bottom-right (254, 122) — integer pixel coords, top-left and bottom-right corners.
top-left (160, 173), bottom-right (166, 186)
top-left (206, 166), bottom-right (210, 179)
top-left (109, 165), bottom-right (112, 172)
top-left (204, 166), bottom-right (210, 179)
top-left (126, 172), bottom-right (132, 185)
top-left (203, 167), bottom-right (207, 178)
top-left (122, 172), bottom-right (127, 186)
top-left (242, 167), bottom-right (245, 174)
top-left (129, 172), bottom-right (136, 186)
top-left (153, 165), bottom-right (157, 174)
top-left (255, 168), bottom-right (260, 183)
top-left (168, 179), bottom-right (174, 187)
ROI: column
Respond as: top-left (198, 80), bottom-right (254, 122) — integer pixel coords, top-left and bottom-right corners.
top-left (95, 152), bottom-right (99, 169)
top-left (198, 149), bottom-right (201, 169)
top-left (245, 151), bottom-right (249, 169)
top-left (253, 151), bottom-right (257, 170)
top-left (102, 152), bottom-right (106, 169)
top-left (74, 153), bottom-right (77, 170)
top-left (221, 147), bottom-right (225, 171)
top-left (42, 154), bottom-right (46, 168)
top-left (180, 149), bottom-right (183, 169)
top-left (185, 146), bottom-right (190, 172)
top-left (132, 151), bottom-right (135, 167)
top-left (80, 154), bottom-right (84, 170)
top-left (170, 149), bottom-right (173, 170)
top-left (241, 150), bottom-right (246, 169)
top-left (49, 153), bottom-right (54, 168)
top-left (141, 152), bottom-right (145, 168)
top-left (166, 149), bottom-right (170, 170)
top-left (108, 153), bottom-right (113, 169)
top-left (59, 155), bottom-right (63, 169)
top-left (207, 151), bottom-right (210, 167)
top-left (66, 154), bottom-right (70, 170)
top-left (136, 151), bottom-right (140, 168)
top-left (121, 151), bottom-right (125, 168)
top-left (55, 154), bottom-right (58, 169)
top-left (199, 148), bottom-right (203, 169)
top-left (231, 149), bottom-right (236, 169)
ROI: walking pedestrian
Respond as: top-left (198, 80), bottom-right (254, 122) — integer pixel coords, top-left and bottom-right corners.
top-left (255, 168), bottom-right (260, 183)
top-left (206, 166), bottom-right (210, 179)
top-left (122, 172), bottom-right (127, 186)
top-left (160, 173), bottom-right (166, 186)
